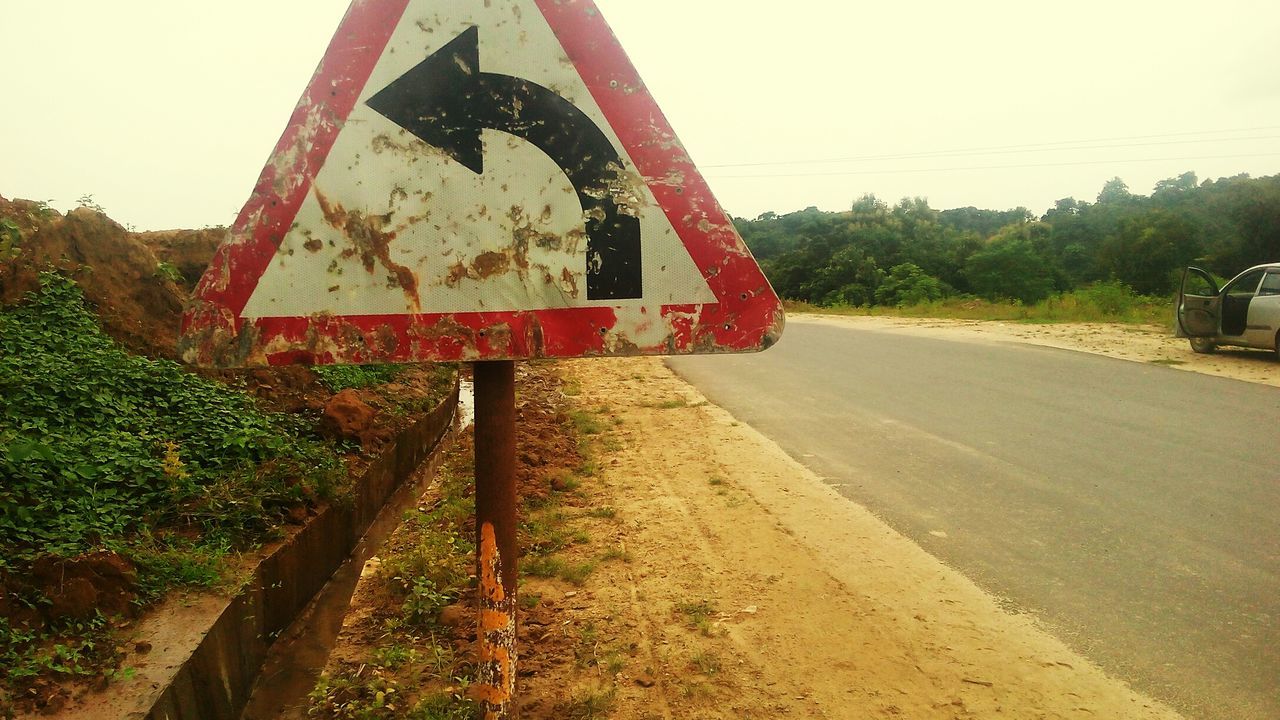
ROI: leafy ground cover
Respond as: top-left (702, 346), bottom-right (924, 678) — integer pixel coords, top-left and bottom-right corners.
top-left (0, 273), bottom-right (343, 702)
top-left (315, 364), bottom-right (411, 393)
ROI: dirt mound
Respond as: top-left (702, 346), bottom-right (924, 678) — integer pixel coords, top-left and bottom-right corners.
top-left (0, 196), bottom-right (186, 359)
top-left (134, 227), bottom-right (226, 290)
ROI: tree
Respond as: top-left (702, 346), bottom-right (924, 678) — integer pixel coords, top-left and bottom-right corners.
top-left (874, 263), bottom-right (945, 306)
top-left (1097, 177), bottom-right (1134, 205)
top-left (1153, 171), bottom-right (1198, 200)
top-left (1098, 211), bottom-right (1202, 295)
top-left (963, 232), bottom-right (1055, 304)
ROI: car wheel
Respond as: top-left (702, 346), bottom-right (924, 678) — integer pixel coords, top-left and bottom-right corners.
top-left (1189, 337), bottom-right (1217, 354)
top-left (1274, 331), bottom-right (1280, 362)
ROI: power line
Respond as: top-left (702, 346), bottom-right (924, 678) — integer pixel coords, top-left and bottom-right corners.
top-left (704, 152), bottom-right (1280, 179)
top-left (704, 135), bottom-right (1280, 168)
top-left (701, 125), bottom-right (1280, 169)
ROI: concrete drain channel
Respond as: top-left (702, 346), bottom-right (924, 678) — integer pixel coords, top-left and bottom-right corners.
top-left (141, 385), bottom-right (460, 720)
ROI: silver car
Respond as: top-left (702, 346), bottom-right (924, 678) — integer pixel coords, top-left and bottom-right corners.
top-left (1176, 263), bottom-right (1280, 358)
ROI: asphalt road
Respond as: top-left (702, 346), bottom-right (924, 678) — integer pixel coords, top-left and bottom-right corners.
top-left (667, 318), bottom-right (1280, 720)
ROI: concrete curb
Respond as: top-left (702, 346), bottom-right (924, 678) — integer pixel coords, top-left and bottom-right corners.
top-left (143, 384), bottom-right (459, 720)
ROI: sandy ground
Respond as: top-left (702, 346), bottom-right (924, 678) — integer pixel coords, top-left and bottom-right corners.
top-left (796, 314), bottom-right (1279, 388)
top-left (525, 352), bottom-right (1188, 719)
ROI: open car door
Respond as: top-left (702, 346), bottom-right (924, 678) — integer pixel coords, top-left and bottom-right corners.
top-left (1176, 267), bottom-right (1220, 339)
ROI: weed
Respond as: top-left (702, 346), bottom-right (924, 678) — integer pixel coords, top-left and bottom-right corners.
top-left (422, 635), bottom-right (456, 674)
top-left (526, 556), bottom-right (596, 585)
top-left (309, 674), bottom-right (403, 719)
top-left (642, 399), bottom-right (687, 410)
top-left (525, 556), bottom-right (566, 579)
top-left (313, 364), bottom-right (408, 392)
top-left (519, 593), bottom-right (542, 610)
top-left (572, 529), bottom-right (591, 545)
top-left (680, 681), bottom-right (715, 699)
top-left (585, 506), bottom-right (617, 520)
top-left (708, 476), bottom-right (725, 486)
top-left (522, 511), bottom-right (572, 556)
top-left (410, 693), bottom-right (479, 719)
top-left (569, 410), bottom-right (606, 436)
top-left (551, 472), bottom-right (582, 493)
top-left (691, 651), bottom-right (721, 675)
top-left (0, 218), bottom-right (20, 259)
top-left (561, 561), bottom-right (597, 586)
top-left (153, 261), bottom-right (182, 284)
top-left (560, 687), bottom-right (617, 719)
top-left (76, 194), bottom-right (106, 213)
top-left (600, 547), bottom-right (632, 564)
top-left (579, 622), bottom-right (599, 646)
top-left (675, 600), bottom-right (719, 636)
top-left (603, 650), bottom-right (626, 675)
top-left (373, 644), bottom-right (416, 670)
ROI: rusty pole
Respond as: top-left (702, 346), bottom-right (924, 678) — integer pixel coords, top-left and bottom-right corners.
top-left (472, 361), bottom-right (518, 719)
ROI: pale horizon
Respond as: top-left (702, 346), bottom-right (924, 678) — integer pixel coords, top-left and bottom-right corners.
top-left (3, 1), bottom-right (1278, 230)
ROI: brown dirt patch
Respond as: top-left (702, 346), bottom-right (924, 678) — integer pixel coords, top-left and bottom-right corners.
top-left (0, 197), bottom-right (185, 359)
top-left (134, 227), bottom-right (226, 291)
top-left (504, 357), bottom-right (1185, 719)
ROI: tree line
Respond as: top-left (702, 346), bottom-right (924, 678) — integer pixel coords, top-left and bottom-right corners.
top-left (736, 172), bottom-right (1280, 307)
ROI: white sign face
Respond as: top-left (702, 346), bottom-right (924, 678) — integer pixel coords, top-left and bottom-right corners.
top-left (181, 0), bottom-right (783, 367)
top-left (241, 3), bottom-right (714, 319)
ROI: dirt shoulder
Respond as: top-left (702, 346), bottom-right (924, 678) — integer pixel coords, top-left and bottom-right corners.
top-left (794, 314), bottom-right (1279, 388)
top-left (511, 357), bottom-right (1182, 719)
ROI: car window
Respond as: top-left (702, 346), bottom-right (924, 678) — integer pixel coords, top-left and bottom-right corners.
top-left (1183, 271), bottom-right (1217, 296)
top-left (1224, 269), bottom-right (1265, 296)
top-left (1260, 273), bottom-right (1280, 297)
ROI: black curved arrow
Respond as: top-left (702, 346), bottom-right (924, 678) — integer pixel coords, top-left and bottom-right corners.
top-left (367, 26), bottom-right (642, 301)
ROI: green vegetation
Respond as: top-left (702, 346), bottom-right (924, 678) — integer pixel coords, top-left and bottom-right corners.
top-left (742, 172), bottom-right (1280, 318)
top-left (0, 274), bottom-right (340, 569)
top-left (0, 273), bottom-right (344, 691)
top-left (310, 443), bottom-right (478, 720)
top-left (381, 471), bottom-right (474, 630)
top-left (568, 409), bottom-right (606, 436)
top-left (792, 280), bottom-right (1168, 325)
top-left (675, 600), bottom-right (719, 637)
top-left (314, 364), bottom-right (409, 392)
top-left (0, 219), bottom-right (20, 260)
top-left (561, 688), bottom-right (616, 720)
top-left (153, 261), bottom-right (182, 284)
top-left (690, 651), bottom-right (721, 676)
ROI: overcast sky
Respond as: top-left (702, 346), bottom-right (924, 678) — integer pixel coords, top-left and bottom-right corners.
top-left (3, 1), bottom-right (1279, 230)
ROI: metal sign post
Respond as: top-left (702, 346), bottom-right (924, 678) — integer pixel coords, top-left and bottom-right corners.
top-left (472, 361), bottom-right (518, 718)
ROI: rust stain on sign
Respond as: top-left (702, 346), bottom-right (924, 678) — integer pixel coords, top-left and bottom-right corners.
top-left (314, 189), bottom-right (422, 312)
top-left (473, 251), bottom-right (512, 279)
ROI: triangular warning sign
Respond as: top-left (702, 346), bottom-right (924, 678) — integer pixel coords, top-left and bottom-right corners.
top-left (181, 0), bottom-right (784, 367)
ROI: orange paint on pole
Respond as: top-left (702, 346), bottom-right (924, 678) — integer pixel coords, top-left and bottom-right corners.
top-left (474, 520), bottom-right (516, 714)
